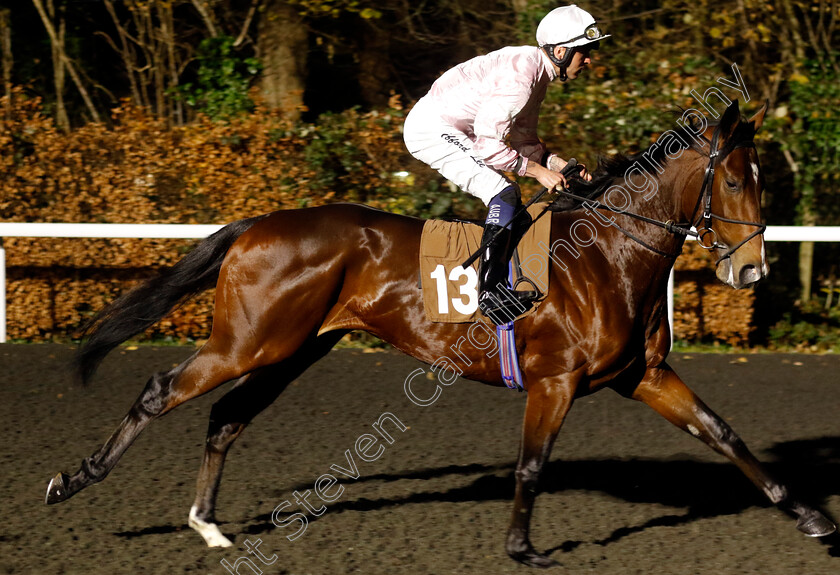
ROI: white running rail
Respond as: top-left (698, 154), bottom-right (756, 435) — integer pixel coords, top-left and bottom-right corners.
top-left (1, 223), bottom-right (840, 343)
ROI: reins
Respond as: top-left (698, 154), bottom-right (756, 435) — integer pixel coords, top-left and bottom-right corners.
top-left (542, 188), bottom-right (692, 258)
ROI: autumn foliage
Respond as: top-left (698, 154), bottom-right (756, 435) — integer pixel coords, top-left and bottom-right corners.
top-left (0, 89), bottom-right (416, 341)
top-left (0, 88), bottom-right (752, 344)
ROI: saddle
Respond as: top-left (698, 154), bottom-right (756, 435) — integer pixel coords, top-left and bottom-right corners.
top-left (419, 204), bottom-right (552, 324)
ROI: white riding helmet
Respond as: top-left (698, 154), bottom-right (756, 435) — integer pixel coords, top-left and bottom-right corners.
top-left (536, 5), bottom-right (610, 48)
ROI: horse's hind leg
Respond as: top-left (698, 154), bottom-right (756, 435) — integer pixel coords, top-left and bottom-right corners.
top-left (45, 345), bottom-right (257, 505)
top-left (626, 364), bottom-right (836, 537)
top-left (47, 341), bottom-right (334, 508)
top-left (188, 333), bottom-right (344, 547)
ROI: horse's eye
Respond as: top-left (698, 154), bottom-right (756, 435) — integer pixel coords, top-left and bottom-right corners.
top-left (725, 179), bottom-right (739, 190)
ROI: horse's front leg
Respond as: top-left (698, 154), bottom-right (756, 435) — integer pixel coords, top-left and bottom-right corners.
top-left (626, 363), bottom-right (835, 537)
top-left (506, 371), bottom-right (581, 568)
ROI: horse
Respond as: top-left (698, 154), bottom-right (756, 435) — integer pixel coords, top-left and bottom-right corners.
top-left (45, 100), bottom-right (835, 567)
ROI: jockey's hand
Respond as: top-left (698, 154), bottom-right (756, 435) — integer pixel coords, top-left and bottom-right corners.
top-left (578, 163), bottom-right (593, 182)
top-left (526, 162), bottom-right (567, 191)
top-left (549, 155), bottom-right (592, 182)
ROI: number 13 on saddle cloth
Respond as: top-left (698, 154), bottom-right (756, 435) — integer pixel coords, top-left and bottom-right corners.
top-left (419, 203), bottom-right (552, 323)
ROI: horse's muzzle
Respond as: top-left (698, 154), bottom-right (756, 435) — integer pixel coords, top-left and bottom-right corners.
top-left (716, 257), bottom-right (769, 289)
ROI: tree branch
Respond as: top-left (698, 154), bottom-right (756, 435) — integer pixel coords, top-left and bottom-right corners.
top-left (796, 1), bottom-right (827, 72)
top-left (783, 148), bottom-right (799, 174)
top-left (190, 0), bottom-right (218, 37)
top-left (103, 0), bottom-right (143, 108)
top-left (234, 0), bottom-right (260, 47)
top-left (31, 0), bottom-right (101, 122)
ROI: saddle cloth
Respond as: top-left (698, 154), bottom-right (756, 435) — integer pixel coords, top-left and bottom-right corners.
top-left (419, 203), bottom-right (551, 323)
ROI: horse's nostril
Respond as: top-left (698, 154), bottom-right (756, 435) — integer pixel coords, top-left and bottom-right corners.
top-left (739, 264), bottom-right (761, 286)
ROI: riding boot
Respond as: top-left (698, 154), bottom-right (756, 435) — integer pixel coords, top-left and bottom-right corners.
top-left (477, 213), bottom-right (538, 325)
top-left (508, 208), bottom-right (535, 261)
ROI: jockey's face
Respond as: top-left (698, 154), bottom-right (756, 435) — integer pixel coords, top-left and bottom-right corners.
top-left (566, 47), bottom-right (592, 80)
top-left (553, 46), bottom-right (593, 80)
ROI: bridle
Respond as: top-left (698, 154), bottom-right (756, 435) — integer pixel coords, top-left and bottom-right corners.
top-left (686, 124), bottom-right (766, 265)
top-left (550, 120), bottom-right (766, 262)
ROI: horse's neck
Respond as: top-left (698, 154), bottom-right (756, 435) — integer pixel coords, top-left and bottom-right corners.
top-left (589, 156), bottom-right (705, 302)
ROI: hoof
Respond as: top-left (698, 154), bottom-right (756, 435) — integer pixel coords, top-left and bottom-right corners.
top-left (189, 506), bottom-right (233, 548)
top-left (508, 546), bottom-right (558, 568)
top-left (45, 473), bottom-right (71, 505)
top-left (796, 510), bottom-right (837, 538)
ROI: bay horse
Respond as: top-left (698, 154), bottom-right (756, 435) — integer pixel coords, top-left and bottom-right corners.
top-left (46, 101), bottom-right (835, 567)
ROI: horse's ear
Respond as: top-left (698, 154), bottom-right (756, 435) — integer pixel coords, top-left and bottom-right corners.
top-left (749, 100), bottom-right (769, 132)
top-left (717, 100), bottom-right (741, 140)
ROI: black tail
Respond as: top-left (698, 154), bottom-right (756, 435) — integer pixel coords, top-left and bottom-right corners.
top-left (76, 214), bottom-right (269, 384)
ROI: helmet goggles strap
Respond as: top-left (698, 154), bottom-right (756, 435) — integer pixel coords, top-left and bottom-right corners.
top-left (544, 44), bottom-right (577, 81)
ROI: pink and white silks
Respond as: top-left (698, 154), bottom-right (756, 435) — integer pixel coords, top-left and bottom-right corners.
top-left (403, 45), bottom-right (558, 205)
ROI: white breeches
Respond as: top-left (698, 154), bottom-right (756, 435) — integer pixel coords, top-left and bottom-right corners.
top-left (403, 97), bottom-right (512, 206)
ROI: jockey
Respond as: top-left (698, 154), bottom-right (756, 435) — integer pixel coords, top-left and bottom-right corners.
top-left (403, 4), bottom-right (608, 323)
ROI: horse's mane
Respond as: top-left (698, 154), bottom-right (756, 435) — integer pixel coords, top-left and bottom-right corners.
top-left (557, 112), bottom-right (757, 209)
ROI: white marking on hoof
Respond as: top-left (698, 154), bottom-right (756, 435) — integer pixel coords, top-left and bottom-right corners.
top-left (45, 473), bottom-right (65, 504)
top-left (189, 505), bottom-right (233, 548)
top-left (45, 476), bottom-right (57, 504)
top-left (686, 424), bottom-right (700, 437)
